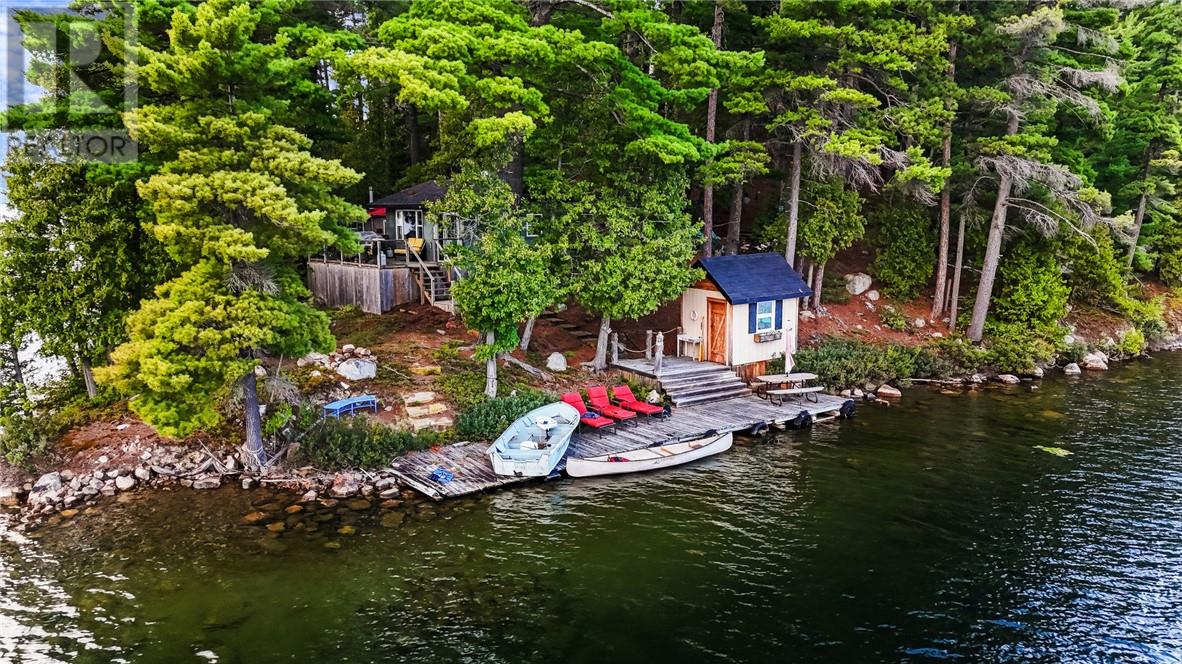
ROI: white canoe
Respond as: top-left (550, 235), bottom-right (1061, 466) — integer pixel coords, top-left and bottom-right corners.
top-left (565, 431), bottom-right (733, 478)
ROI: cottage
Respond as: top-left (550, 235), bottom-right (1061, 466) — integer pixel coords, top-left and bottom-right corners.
top-left (679, 253), bottom-right (812, 377)
top-left (307, 181), bottom-right (457, 314)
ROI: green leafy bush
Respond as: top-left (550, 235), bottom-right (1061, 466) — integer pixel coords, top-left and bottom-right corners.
top-left (794, 337), bottom-right (918, 389)
top-left (881, 305), bottom-right (908, 331)
top-left (0, 414), bottom-right (52, 467)
top-left (263, 403), bottom-right (293, 436)
top-left (1116, 328), bottom-right (1147, 357)
top-left (1154, 220), bottom-right (1182, 285)
top-left (296, 416), bottom-right (439, 469)
top-left (982, 322), bottom-right (1056, 374)
top-left (993, 241), bottom-right (1069, 328)
top-left (1061, 340), bottom-right (1091, 364)
top-left (455, 390), bottom-right (555, 441)
top-left (917, 337), bottom-right (987, 377)
top-left (871, 202), bottom-right (935, 298)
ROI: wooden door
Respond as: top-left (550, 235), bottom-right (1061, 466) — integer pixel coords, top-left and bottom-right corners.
top-left (707, 299), bottom-right (728, 365)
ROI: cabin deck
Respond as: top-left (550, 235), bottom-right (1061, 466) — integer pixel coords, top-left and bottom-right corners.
top-left (386, 392), bottom-right (852, 500)
top-left (611, 356), bottom-right (726, 379)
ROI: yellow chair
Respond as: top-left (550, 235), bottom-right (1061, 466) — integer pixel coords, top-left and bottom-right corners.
top-left (393, 237), bottom-right (425, 259)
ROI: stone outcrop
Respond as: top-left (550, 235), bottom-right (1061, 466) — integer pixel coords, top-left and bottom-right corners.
top-left (844, 273), bottom-right (872, 296)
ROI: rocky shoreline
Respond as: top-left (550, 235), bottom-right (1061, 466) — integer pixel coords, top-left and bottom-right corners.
top-left (0, 442), bottom-right (413, 533)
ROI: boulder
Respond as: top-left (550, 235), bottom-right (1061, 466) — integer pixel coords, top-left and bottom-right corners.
top-left (336, 358), bottom-right (377, 381)
top-left (996, 374), bottom-right (1021, 385)
top-left (241, 478), bottom-right (256, 491)
top-left (1029, 367), bottom-right (1045, 379)
top-left (253, 365), bottom-right (268, 378)
top-left (844, 272), bottom-right (872, 296)
top-left (876, 385), bottom-right (902, 398)
top-left (115, 475), bottom-right (136, 491)
top-left (27, 472), bottom-right (63, 506)
top-left (354, 347), bottom-right (370, 357)
top-left (341, 344), bottom-right (356, 354)
top-left (913, 317), bottom-right (926, 329)
top-left (800, 310), bottom-right (816, 322)
top-left (409, 364), bottom-right (442, 376)
top-left (546, 352), bottom-right (568, 372)
top-left (866, 290), bottom-right (880, 301)
top-left (1063, 362), bottom-right (1082, 375)
top-left (1082, 350), bottom-right (1109, 371)
top-left (329, 473), bottom-right (362, 498)
top-left (299, 489), bottom-right (318, 503)
top-left (968, 373), bottom-right (987, 384)
top-left (192, 476), bottom-right (222, 490)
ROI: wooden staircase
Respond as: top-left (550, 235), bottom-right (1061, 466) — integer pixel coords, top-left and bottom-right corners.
top-left (408, 243), bottom-right (455, 314)
top-left (658, 362), bottom-right (751, 407)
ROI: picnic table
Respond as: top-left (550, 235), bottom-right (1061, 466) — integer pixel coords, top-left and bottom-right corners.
top-left (754, 372), bottom-right (823, 406)
top-left (323, 395), bottom-right (379, 418)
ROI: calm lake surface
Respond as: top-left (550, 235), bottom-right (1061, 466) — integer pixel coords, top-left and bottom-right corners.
top-left (2, 355), bottom-right (1181, 663)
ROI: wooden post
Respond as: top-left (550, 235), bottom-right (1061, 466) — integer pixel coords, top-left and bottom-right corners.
top-left (654, 332), bottom-right (665, 376)
top-left (610, 332), bottom-right (619, 365)
top-left (645, 330), bottom-right (653, 360)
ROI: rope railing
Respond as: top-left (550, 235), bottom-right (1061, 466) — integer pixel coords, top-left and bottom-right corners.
top-left (610, 326), bottom-right (682, 375)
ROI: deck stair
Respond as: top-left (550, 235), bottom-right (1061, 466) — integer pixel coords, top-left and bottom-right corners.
top-left (658, 361), bottom-right (750, 406)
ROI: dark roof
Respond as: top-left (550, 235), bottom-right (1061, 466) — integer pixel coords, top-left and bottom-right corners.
top-left (694, 252), bottom-right (812, 304)
top-left (370, 180), bottom-right (446, 209)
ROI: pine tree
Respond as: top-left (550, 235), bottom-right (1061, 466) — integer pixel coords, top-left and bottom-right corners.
top-left (102, 0), bottom-right (365, 467)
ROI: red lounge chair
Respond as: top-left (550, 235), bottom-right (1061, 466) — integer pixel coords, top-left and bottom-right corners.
top-left (586, 386), bottom-right (638, 425)
top-left (611, 385), bottom-right (665, 417)
top-left (561, 392), bottom-right (615, 433)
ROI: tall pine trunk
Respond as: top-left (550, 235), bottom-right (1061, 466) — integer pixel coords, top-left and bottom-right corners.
top-left (242, 370), bottom-right (265, 470)
top-left (967, 172), bottom-right (1013, 342)
top-left (406, 103), bottom-right (422, 165)
top-left (79, 356), bottom-right (98, 399)
top-left (967, 113), bottom-right (1019, 342)
top-left (592, 314), bottom-right (611, 371)
top-left (811, 261), bottom-right (825, 310)
top-left (519, 317), bottom-right (535, 352)
top-left (726, 180), bottom-right (743, 255)
top-left (932, 9), bottom-right (960, 321)
top-left (948, 215), bottom-right (966, 331)
top-left (484, 331), bottom-right (498, 399)
top-left (701, 2), bottom-right (724, 257)
top-left (784, 141), bottom-right (803, 266)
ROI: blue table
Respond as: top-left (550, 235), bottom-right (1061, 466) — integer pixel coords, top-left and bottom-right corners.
top-left (323, 395), bottom-right (379, 418)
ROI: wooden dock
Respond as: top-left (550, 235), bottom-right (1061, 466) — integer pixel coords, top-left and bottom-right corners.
top-left (387, 393), bottom-right (853, 500)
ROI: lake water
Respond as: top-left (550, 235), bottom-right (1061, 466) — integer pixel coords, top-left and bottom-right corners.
top-left (2, 355), bottom-right (1181, 662)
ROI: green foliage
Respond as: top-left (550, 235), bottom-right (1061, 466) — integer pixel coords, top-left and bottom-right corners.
top-left (982, 322), bottom-right (1057, 374)
top-left (993, 242), bottom-right (1069, 330)
top-left (454, 390), bottom-right (555, 441)
top-left (1116, 328), bottom-right (1147, 357)
top-left (103, 0), bottom-right (365, 440)
top-left (797, 178), bottom-right (865, 266)
top-left (263, 403), bottom-right (294, 436)
top-left (295, 416), bottom-right (439, 470)
top-left (1156, 220), bottom-right (1182, 285)
top-left (794, 337), bottom-right (917, 390)
top-left (436, 164), bottom-right (555, 360)
top-left (880, 305), bottom-right (908, 331)
top-left (871, 202), bottom-right (936, 298)
top-left (0, 414), bottom-right (52, 467)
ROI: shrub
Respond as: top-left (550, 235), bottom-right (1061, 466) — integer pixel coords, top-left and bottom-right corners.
top-left (870, 201), bottom-right (935, 298)
top-left (0, 413), bottom-right (52, 467)
top-left (296, 416), bottom-right (439, 469)
top-left (794, 337), bottom-right (917, 389)
top-left (918, 337), bottom-right (987, 377)
top-left (1116, 328), bottom-right (1147, 357)
top-left (1154, 220), bottom-right (1182, 285)
top-left (993, 241), bottom-right (1069, 328)
top-left (455, 390), bottom-right (555, 441)
top-left (263, 403), bottom-right (293, 436)
top-left (880, 305), bottom-right (908, 331)
top-left (982, 322), bottom-right (1056, 374)
top-left (1061, 340), bottom-right (1091, 364)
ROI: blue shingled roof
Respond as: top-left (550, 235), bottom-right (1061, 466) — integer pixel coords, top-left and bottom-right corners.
top-left (694, 252), bottom-right (812, 305)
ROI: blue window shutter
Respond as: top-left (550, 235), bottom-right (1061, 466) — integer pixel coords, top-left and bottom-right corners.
top-left (748, 303), bottom-right (757, 334)
top-left (775, 300), bottom-right (783, 329)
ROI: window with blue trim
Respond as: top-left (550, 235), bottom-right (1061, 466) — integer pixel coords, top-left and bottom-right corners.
top-left (755, 301), bottom-right (775, 332)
